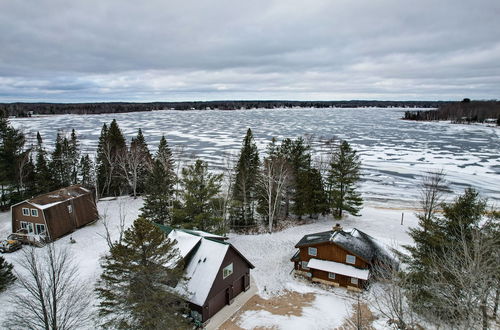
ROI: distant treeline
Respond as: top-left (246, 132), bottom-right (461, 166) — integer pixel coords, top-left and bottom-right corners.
top-left (0, 100), bottom-right (445, 117)
top-left (404, 100), bottom-right (500, 125)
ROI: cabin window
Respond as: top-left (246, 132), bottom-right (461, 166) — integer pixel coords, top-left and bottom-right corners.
top-left (301, 261), bottom-right (309, 270)
top-left (328, 272), bottom-right (336, 279)
top-left (351, 277), bottom-right (359, 285)
top-left (22, 208), bottom-right (30, 216)
top-left (223, 263), bottom-right (233, 279)
top-left (68, 205), bottom-right (73, 213)
top-left (21, 221), bottom-right (34, 234)
top-left (31, 209), bottom-right (39, 217)
top-left (306, 272), bottom-right (312, 277)
top-left (308, 247), bottom-right (317, 256)
top-left (35, 224), bottom-right (46, 235)
top-left (346, 254), bottom-right (356, 264)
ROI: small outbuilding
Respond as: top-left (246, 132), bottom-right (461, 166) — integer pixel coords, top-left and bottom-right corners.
top-left (11, 185), bottom-right (98, 244)
top-left (291, 224), bottom-right (397, 291)
top-left (158, 225), bottom-right (254, 324)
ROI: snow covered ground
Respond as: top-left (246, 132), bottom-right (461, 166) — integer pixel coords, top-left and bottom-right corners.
top-left (0, 197), bottom-right (418, 329)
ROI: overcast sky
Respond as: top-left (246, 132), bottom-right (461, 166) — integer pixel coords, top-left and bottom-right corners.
top-left (0, 0), bottom-right (499, 102)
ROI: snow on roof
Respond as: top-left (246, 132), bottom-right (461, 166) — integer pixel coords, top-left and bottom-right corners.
top-left (29, 201), bottom-right (66, 210)
top-left (307, 258), bottom-right (369, 280)
top-left (21, 185), bottom-right (91, 209)
top-left (185, 229), bottom-right (227, 240)
top-left (165, 230), bottom-right (202, 267)
top-left (175, 237), bottom-right (229, 306)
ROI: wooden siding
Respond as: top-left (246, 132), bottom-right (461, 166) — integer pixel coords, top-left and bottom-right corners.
top-left (294, 241), bottom-right (369, 290)
top-left (201, 246), bottom-right (252, 322)
top-left (70, 193), bottom-right (98, 228)
top-left (299, 242), bottom-right (369, 268)
top-left (12, 190), bottom-right (99, 242)
top-left (11, 202), bottom-right (45, 233)
top-left (44, 201), bottom-right (74, 239)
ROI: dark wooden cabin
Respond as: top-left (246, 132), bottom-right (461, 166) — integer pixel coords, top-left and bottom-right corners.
top-left (158, 226), bottom-right (254, 324)
top-left (11, 185), bottom-right (98, 243)
top-left (291, 224), bottom-right (397, 291)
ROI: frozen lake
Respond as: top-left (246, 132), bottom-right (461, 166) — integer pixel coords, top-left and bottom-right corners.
top-left (11, 108), bottom-right (500, 208)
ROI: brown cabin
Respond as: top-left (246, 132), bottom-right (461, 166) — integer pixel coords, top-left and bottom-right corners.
top-left (11, 185), bottom-right (99, 243)
top-left (291, 224), bottom-right (397, 292)
top-left (159, 226), bottom-right (254, 324)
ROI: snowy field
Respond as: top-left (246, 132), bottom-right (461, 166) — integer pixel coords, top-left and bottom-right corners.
top-left (10, 107), bottom-right (500, 208)
top-left (0, 197), bottom-right (418, 329)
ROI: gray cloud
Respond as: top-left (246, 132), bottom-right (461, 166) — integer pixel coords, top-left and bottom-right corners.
top-left (0, 0), bottom-right (499, 101)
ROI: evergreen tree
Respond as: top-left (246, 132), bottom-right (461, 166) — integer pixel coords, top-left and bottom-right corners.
top-left (96, 217), bottom-right (188, 329)
top-left (69, 129), bottom-right (80, 184)
top-left (34, 134), bottom-right (54, 194)
top-left (404, 188), bottom-right (497, 325)
top-left (174, 160), bottom-right (223, 232)
top-left (326, 140), bottom-right (363, 218)
top-left (50, 132), bottom-right (72, 188)
top-left (96, 120), bottom-right (127, 197)
top-left (0, 255), bottom-right (16, 292)
top-left (0, 114), bottom-right (26, 206)
top-left (231, 128), bottom-right (260, 227)
top-left (300, 167), bottom-right (328, 217)
top-left (129, 128), bottom-right (152, 195)
top-left (140, 136), bottom-right (176, 225)
top-left (78, 154), bottom-right (94, 189)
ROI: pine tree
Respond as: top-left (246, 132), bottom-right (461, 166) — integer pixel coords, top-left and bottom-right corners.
top-left (404, 188), bottom-right (496, 325)
top-left (0, 255), bottom-right (16, 292)
top-left (69, 129), bottom-right (80, 184)
top-left (78, 155), bottom-right (94, 189)
top-left (96, 217), bottom-right (188, 329)
top-left (140, 136), bottom-right (176, 225)
top-left (96, 120), bottom-right (127, 197)
top-left (326, 140), bottom-right (363, 219)
top-left (50, 132), bottom-right (72, 188)
top-left (34, 135), bottom-right (54, 194)
top-left (0, 115), bottom-right (26, 205)
top-left (231, 128), bottom-right (260, 227)
top-left (174, 160), bottom-right (223, 232)
top-left (128, 128), bottom-right (152, 195)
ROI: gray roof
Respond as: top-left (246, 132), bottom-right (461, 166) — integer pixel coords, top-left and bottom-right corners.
top-left (295, 228), bottom-right (396, 266)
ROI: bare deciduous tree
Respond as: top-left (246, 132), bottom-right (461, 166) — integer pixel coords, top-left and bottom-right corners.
top-left (258, 157), bottom-right (289, 233)
top-left (418, 170), bottom-right (447, 231)
top-left (5, 244), bottom-right (92, 330)
top-left (116, 144), bottom-right (150, 198)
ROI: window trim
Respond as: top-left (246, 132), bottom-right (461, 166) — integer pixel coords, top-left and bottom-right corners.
top-left (68, 205), bottom-right (73, 213)
top-left (22, 208), bottom-right (30, 216)
top-left (308, 247), bottom-right (317, 256)
top-left (346, 254), bottom-right (356, 265)
top-left (35, 223), bottom-right (46, 235)
top-left (328, 272), bottom-right (336, 280)
top-left (301, 261), bottom-right (309, 270)
top-left (20, 221), bottom-right (34, 234)
top-left (223, 263), bottom-right (233, 279)
top-left (30, 208), bottom-right (39, 217)
top-left (351, 277), bottom-right (359, 285)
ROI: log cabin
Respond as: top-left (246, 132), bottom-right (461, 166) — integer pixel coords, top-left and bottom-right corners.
top-left (10, 185), bottom-right (98, 244)
top-left (158, 225), bottom-right (255, 324)
top-left (291, 224), bottom-right (397, 292)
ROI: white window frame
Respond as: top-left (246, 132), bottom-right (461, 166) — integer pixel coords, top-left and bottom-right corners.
top-left (68, 205), bottom-right (73, 213)
top-left (346, 254), bottom-right (356, 264)
top-left (328, 272), bottom-right (336, 280)
top-left (22, 208), bottom-right (30, 216)
top-left (308, 247), bottom-right (317, 256)
top-left (35, 223), bottom-right (46, 235)
top-left (30, 208), bottom-right (39, 217)
top-left (20, 221), bottom-right (34, 234)
top-left (351, 277), bottom-right (359, 285)
top-left (301, 261), bottom-right (309, 270)
top-left (223, 263), bottom-right (233, 279)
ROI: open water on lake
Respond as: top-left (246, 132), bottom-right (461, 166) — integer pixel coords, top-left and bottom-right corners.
top-left (11, 108), bottom-right (500, 208)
